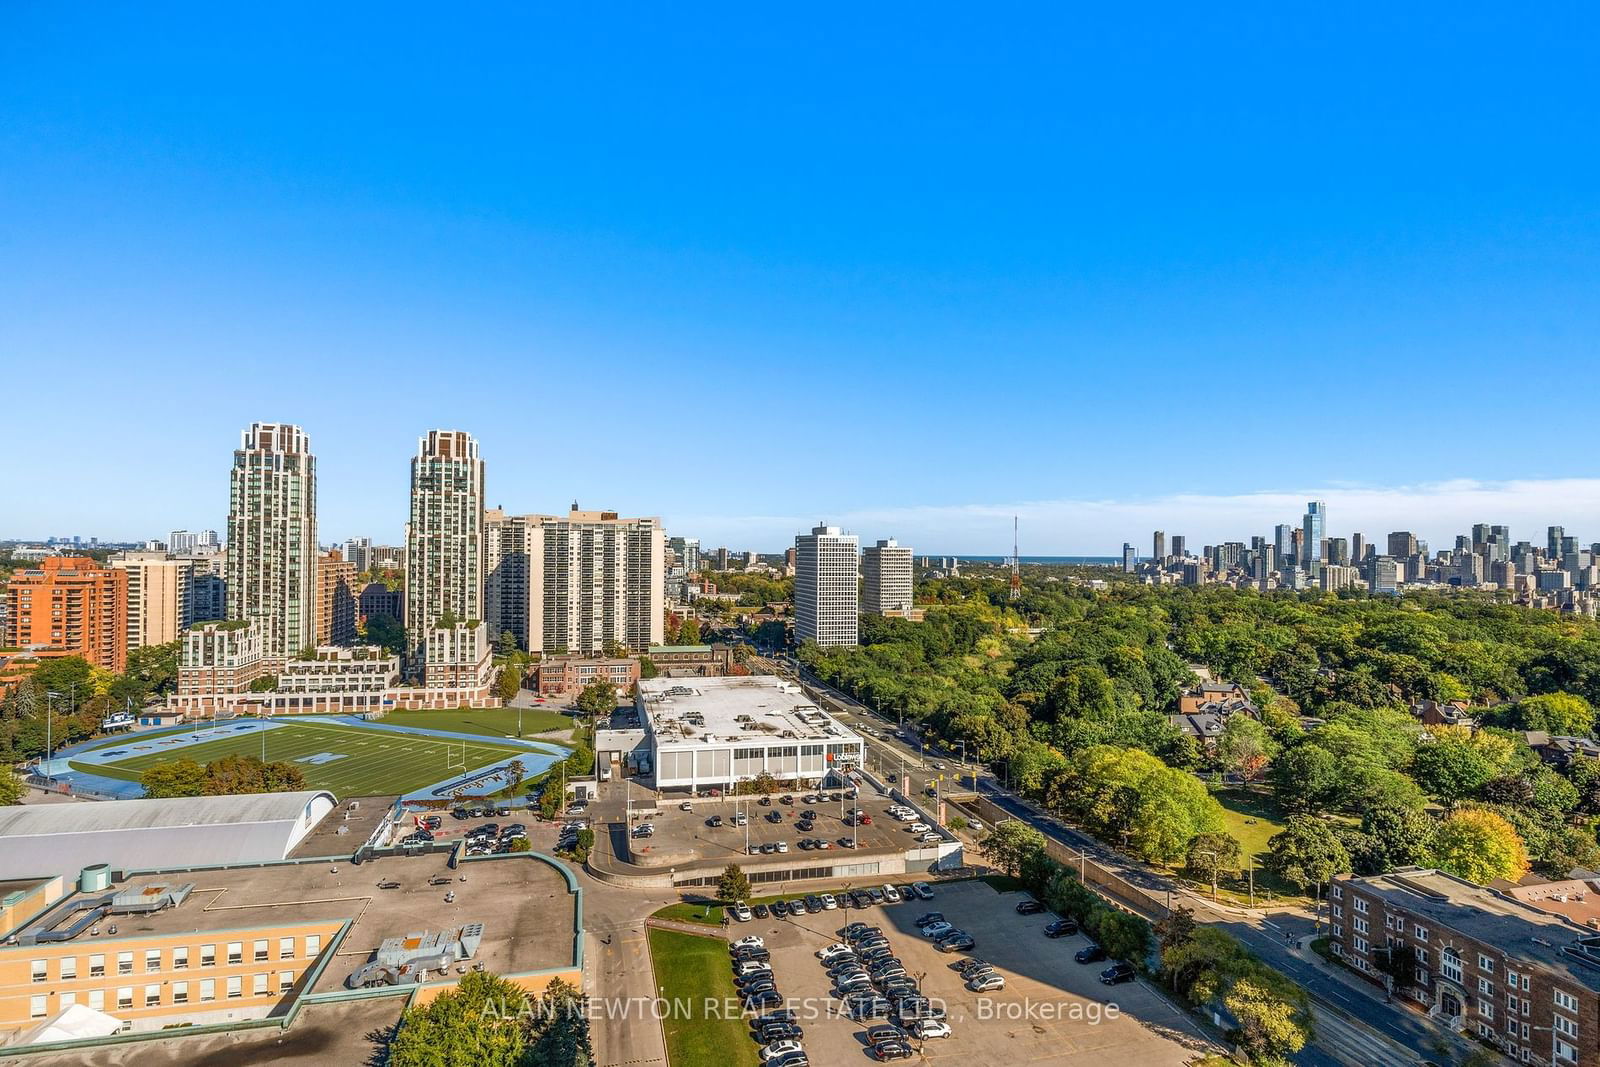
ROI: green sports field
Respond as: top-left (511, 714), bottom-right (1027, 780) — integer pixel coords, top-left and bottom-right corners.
top-left (72, 720), bottom-right (547, 797)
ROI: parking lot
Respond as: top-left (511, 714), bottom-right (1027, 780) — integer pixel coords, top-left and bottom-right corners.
top-left (622, 786), bottom-right (938, 868)
top-left (731, 878), bottom-right (1217, 1065)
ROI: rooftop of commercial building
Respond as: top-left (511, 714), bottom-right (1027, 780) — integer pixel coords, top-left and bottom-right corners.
top-left (1345, 867), bottom-right (1600, 991)
top-left (0, 791), bottom-right (336, 840)
top-left (639, 675), bottom-right (862, 748)
top-left (7, 852), bottom-right (579, 992)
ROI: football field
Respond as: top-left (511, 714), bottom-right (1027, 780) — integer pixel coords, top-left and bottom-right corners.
top-left (75, 719), bottom-right (541, 797)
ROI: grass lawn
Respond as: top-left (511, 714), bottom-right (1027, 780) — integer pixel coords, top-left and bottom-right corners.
top-left (73, 720), bottom-right (539, 796)
top-left (647, 928), bottom-right (758, 1067)
top-left (654, 901), bottom-right (728, 926)
top-left (377, 706), bottom-right (574, 738)
top-left (1199, 787), bottom-right (1312, 906)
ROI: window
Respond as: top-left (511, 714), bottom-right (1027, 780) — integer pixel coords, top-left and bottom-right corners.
top-left (1417, 948), bottom-right (1430, 965)
top-left (144, 984), bottom-right (161, 1007)
top-left (1522, 974), bottom-right (1531, 991)
top-left (88, 989), bottom-right (104, 1011)
top-left (1555, 988), bottom-right (1579, 1012)
top-left (1507, 969), bottom-right (1519, 988)
top-left (1414, 924), bottom-right (1429, 941)
top-left (305, 934), bottom-right (321, 957)
top-left (201, 944), bottom-right (216, 968)
top-left (227, 942), bottom-right (243, 965)
top-left (59, 957), bottom-right (76, 980)
top-left (226, 976), bottom-right (243, 999)
top-left (117, 988), bottom-right (134, 1011)
top-left (1353, 896), bottom-right (1368, 914)
top-left (200, 979), bottom-right (216, 1003)
top-left (145, 949), bottom-right (161, 973)
top-left (279, 936), bottom-right (295, 959)
top-left (1555, 1037), bottom-right (1577, 1063)
top-left (1442, 949), bottom-right (1463, 984)
top-left (1553, 1013), bottom-right (1579, 1039)
top-left (1331, 884), bottom-right (1342, 899)
top-left (1479, 977), bottom-right (1495, 996)
top-left (253, 939), bottom-right (269, 962)
top-left (29, 995), bottom-right (48, 1019)
top-left (1354, 936), bottom-right (1368, 955)
top-left (1354, 917), bottom-right (1369, 935)
top-left (60, 992), bottom-right (76, 1009)
top-left (279, 970), bottom-right (295, 992)
top-left (1523, 998), bottom-right (1531, 1016)
top-left (1478, 999), bottom-right (1495, 1020)
top-left (30, 959), bottom-right (47, 983)
top-left (253, 973), bottom-right (269, 996)
top-left (173, 946), bottom-right (189, 970)
top-left (89, 953), bottom-right (105, 978)
top-left (173, 982), bottom-right (189, 1004)
top-left (117, 951), bottom-right (134, 975)
top-left (1479, 954), bottom-right (1495, 974)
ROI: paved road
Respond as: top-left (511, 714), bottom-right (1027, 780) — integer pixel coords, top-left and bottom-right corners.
top-left (760, 655), bottom-right (1496, 1067)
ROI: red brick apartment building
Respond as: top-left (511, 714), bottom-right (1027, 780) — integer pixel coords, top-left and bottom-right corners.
top-left (1331, 867), bottom-right (1600, 1065)
top-left (3, 556), bottom-right (127, 672)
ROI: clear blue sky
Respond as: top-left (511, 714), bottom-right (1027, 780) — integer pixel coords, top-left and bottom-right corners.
top-left (4, 5), bottom-right (1597, 552)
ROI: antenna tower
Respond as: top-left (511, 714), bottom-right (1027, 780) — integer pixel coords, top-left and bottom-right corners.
top-left (1009, 515), bottom-right (1021, 601)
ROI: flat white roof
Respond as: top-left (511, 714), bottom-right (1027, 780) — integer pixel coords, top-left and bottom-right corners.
top-left (639, 675), bottom-right (863, 750)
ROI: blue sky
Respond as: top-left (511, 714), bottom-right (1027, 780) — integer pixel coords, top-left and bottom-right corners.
top-left (3, 5), bottom-right (1597, 552)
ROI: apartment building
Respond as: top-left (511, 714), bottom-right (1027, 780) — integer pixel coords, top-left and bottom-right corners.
top-left (1330, 867), bottom-right (1600, 1065)
top-left (108, 551), bottom-right (193, 650)
top-left (861, 538), bottom-right (914, 615)
top-left (314, 548), bottom-right (359, 646)
top-left (794, 524), bottom-right (858, 647)
top-left (169, 621), bottom-right (268, 716)
top-left (3, 556), bottom-right (127, 672)
top-left (226, 423), bottom-right (317, 662)
top-left (489, 506), bottom-right (664, 654)
top-left (404, 429), bottom-right (484, 667)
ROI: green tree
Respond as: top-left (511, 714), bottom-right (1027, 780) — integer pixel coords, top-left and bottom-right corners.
top-left (1097, 910), bottom-right (1152, 964)
top-left (575, 678), bottom-right (618, 719)
top-left (1264, 816), bottom-right (1351, 896)
top-left (1225, 974), bottom-right (1311, 1063)
top-left (1154, 904), bottom-right (1197, 951)
top-left (717, 863), bottom-right (752, 903)
top-left (364, 613), bottom-right (406, 655)
top-left (497, 665), bottom-right (522, 703)
top-left (1216, 715), bottom-right (1276, 782)
top-left (539, 788), bottom-right (563, 821)
top-left (1411, 735), bottom-right (1499, 805)
top-left (678, 619), bottom-right (702, 645)
top-left (982, 820), bottom-right (1048, 878)
top-left (1268, 743), bottom-right (1338, 814)
top-left (1185, 832), bottom-right (1243, 882)
top-left (140, 759), bottom-right (206, 798)
top-left (1375, 942), bottom-right (1419, 995)
top-left (0, 769), bottom-right (23, 805)
top-left (1349, 804), bottom-right (1436, 875)
top-left (495, 630), bottom-right (520, 658)
top-left (1428, 807), bottom-right (1530, 883)
top-left (1509, 693), bottom-right (1596, 737)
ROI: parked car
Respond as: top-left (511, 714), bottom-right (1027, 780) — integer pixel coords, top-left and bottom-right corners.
top-left (956, 957), bottom-right (991, 977)
top-left (753, 903), bottom-right (770, 919)
top-left (732, 902), bottom-right (753, 922)
top-left (760, 1039), bottom-right (804, 1062)
top-left (1100, 961), bottom-right (1136, 985)
top-left (865, 1024), bottom-right (908, 1046)
top-left (733, 935), bottom-right (765, 950)
top-left (820, 893), bottom-right (838, 910)
top-left (936, 934), bottom-right (975, 952)
top-left (1044, 919), bottom-right (1079, 938)
top-left (910, 882), bottom-right (934, 899)
top-left (755, 1021), bottom-right (803, 1043)
top-left (921, 921), bottom-right (953, 939)
top-left (914, 912), bottom-right (945, 928)
top-left (1015, 899), bottom-right (1045, 915)
top-left (967, 973), bottom-right (1006, 992)
top-left (882, 884), bottom-right (902, 903)
top-left (706, 815), bottom-right (723, 827)
top-left (817, 941), bottom-right (851, 959)
top-left (871, 1041), bottom-right (913, 1061)
top-left (1075, 944), bottom-right (1107, 964)
top-left (771, 899), bottom-right (790, 918)
top-left (909, 1019), bottom-right (952, 1039)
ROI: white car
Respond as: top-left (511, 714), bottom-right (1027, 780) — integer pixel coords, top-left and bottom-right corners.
top-left (911, 1019), bottom-right (952, 1039)
top-left (918, 831), bottom-right (942, 843)
top-left (967, 820), bottom-right (984, 833)
top-left (922, 921), bottom-right (953, 939)
top-left (882, 884), bottom-right (902, 903)
top-left (776, 840), bottom-right (789, 853)
top-left (911, 882), bottom-right (934, 899)
top-left (761, 1040), bottom-right (804, 1062)
top-left (732, 936), bottom-right (765, 950)
top-left (894, 812), bottom-right (918, 822)
top-left (817, 942), bottom-right (851, 959)
top-left (907, 823), bottom-right (931, 834)
top-left (736, 959), bottom-right (770, 976)
top-left (733, 903), bottom-right (754, 922)
top-left (820, 893), bottom-right (838, 910)
top-left (967, 973), bottom-right (1006, 992)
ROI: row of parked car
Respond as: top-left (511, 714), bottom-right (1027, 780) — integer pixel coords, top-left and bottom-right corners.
top-left (730, 881), bottom-right (934, 922)
top-left (817, 919), bottom-right (952, 1059)
top-left (729, 936), bottom-right (809, 1067)
top-left (1014, 897), bottom-right (1135, 984)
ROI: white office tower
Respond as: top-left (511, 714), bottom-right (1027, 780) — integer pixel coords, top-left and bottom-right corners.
top-left (226, 422), bottom-right (317, 662)
top-left (795, 524), bottom-right (859, 647)
top-left (862, 538), bottom-right (914, 615)
top-left (341, 537), bottom-right (372, 573)
top-left (405, 430), bottom-right (485, 666)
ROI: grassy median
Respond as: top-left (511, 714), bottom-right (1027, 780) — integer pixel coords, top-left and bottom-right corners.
top-left (647, 927), bottom-right (758, 1067)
